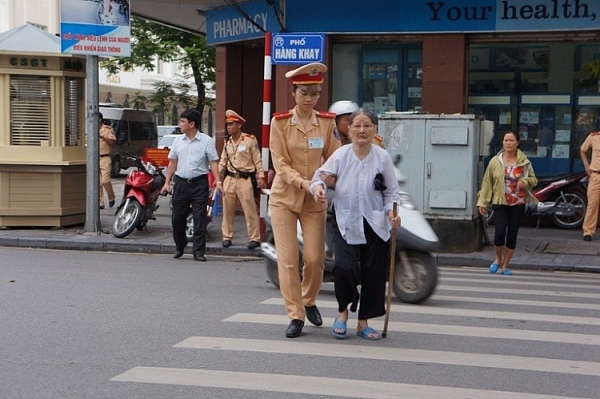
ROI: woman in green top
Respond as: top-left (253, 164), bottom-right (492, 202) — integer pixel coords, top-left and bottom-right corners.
top-left (477, 131), bottom-right (537, 275)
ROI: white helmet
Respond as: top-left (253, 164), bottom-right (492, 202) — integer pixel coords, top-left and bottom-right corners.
top-left (328, 100), bottom-right (359, 117)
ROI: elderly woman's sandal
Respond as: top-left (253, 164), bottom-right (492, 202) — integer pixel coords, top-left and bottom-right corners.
top-left (356, 326), bottom-right (381, 340)
top-left (331, 318), bottom-right (347, 339)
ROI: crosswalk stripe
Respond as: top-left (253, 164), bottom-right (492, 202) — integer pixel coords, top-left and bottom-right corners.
top-left (225, 313), bottom-right (600, 346)
top-left (439, 276), bottom-right (600, 290)
top-left (174, 336), bottom-right (600, 376)
top-left (437, 285), bottom-right (600, 299)
top-left (223, 313), bottom-right (600, 346)
top-left (261, 298), bottom-right (600, 325)
top-left (432, 294), bottom-right (600, 311)
top-left (438, 268), bottom-right (600, 282)
top-left (110, 367), bottom-right (585, 399)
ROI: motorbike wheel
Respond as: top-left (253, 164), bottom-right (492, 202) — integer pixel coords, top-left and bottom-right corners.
top-left (185, 214), bottom-right (194, 241)
top-left (393, 250), bottom-right (438, 304)
top-left (112, 200), bottom-right (143, 238)
top-left (551, 188), bottom-right (587, 229)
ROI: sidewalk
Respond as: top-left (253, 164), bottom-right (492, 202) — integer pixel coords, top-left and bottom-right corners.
top-left (1, 182), bottom-right (599, 273)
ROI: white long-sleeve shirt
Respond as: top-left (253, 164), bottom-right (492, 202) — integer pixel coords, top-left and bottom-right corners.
top-left (311, 145), bottom-right (400, 244)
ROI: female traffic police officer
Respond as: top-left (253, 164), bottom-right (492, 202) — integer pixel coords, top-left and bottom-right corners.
top-left (269, 62), bottom-right (341, 338)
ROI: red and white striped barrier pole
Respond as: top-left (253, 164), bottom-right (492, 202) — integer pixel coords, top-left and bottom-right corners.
top-left (260, 32), bottom-right (272, 237)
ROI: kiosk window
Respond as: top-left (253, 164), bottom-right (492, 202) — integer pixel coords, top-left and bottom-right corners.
top-left (9, 75), bottom-right (50, 146)
top-left (64, 77), bottom-right (84, 146)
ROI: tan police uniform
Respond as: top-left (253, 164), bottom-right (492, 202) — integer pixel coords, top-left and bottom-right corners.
top-left (581, 131), bottom-right (600, 237)
top-left (218, 110), bottom-right (264, 244)
top-left (99, 123), bottom-right (116, 208)
top-left (372, 134), bottom-right (385, 148)
top-left (270, 63), bottom-right (341, 322)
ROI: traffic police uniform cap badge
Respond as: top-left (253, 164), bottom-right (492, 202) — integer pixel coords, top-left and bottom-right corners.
top-left (225, 109), bottom-right (246, 124)
top-left (285, 62), bottom-right (327, 85)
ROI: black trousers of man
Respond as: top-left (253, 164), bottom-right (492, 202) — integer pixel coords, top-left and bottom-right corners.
top-left (332, 211), bottom-right (389, 321)
top-left (171, 175), bottom-right (209, 256)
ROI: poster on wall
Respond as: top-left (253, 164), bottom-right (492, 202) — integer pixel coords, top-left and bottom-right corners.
top-left (60, 0), bottom-right (131, 57)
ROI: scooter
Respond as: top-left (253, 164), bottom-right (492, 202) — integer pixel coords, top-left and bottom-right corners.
top-left (486, 171), bottom-right (588, 229)
top-left (112, 155), bottom-right (165, 238)
top-left (261, 160), bottom-right (440, 304)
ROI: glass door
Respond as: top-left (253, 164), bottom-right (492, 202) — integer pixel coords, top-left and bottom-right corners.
top-left (361, 48), bottom-right (422, 114)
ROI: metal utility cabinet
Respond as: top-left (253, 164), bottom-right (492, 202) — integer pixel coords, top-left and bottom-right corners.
top-left (379, 113), bottom-right (493, 253)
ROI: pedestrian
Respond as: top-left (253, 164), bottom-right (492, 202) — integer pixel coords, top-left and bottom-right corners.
top-left (310, 108), bottom-right (401, 340)
top-left (161, 109), bottom-right (223, 262)
top-left (98, 112), bottom-right (116, 210)
top-left (580, 129), bottom-right (600, 241)
top-left (269, 62), bottom-right (341, 338)
top-left (218, 109), bottom-right (266, 249)
top-left (477, 131), bottom-right (538, 275)
top-left (329, 100), bottom-right (385, 148)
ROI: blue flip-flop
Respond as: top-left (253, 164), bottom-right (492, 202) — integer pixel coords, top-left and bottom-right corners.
top-left (331, 318), bottom-right (347, 339)
top-left (489, 263), bottom-right (500, 274)
top-left (501, 269), bottom-right (513, 275)
top-left (356, 326), bottom-right (381, 340)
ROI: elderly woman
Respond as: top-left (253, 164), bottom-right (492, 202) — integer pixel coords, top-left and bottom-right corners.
top-left (269, 62), bottom-right (341, 338)
top-left (311, 108), bottom-right (401, 340)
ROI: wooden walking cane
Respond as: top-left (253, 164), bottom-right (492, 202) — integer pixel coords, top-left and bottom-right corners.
top-left (382, 202), bottom-right (398, 338)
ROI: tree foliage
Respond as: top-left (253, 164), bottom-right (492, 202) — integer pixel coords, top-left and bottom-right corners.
top-left (101, 17), bottom-right (215, 112)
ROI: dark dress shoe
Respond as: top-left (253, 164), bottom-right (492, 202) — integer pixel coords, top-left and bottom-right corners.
top-left (222, 240), bottom-right (232, 248)
top-left (109, 200), bottom-right (115, 208)
top-left (194, 254), bottom-right (206, 262)
top-left (173, 250), bottom-right (183, 258)
top-left (584, 235), bottom-right (592, 241)
top-left (247, 240), bottom-right (261, 249)
top-left (285, 319), bottom-right (304, 338)
top-left (305, 305), bottom-right (323, 326)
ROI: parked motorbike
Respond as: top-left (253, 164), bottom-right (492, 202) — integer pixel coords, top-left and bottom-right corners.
top-left (486, 171), bottom-right (588, 229)
top-left (261, 159), bottom-right (440, 304)
top-left (112, 155), bottom-right (166, 238)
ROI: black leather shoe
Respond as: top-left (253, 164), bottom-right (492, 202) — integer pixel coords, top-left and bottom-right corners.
top-left (194, 254), bottom-right (206, 262)
top-left (109, 200), bottom-right (115, 208)
top-left (173, 250), bottom-right (183, 259)
top-left (584, 235), bottom-right (592, 241)
top-left (285, 319), bottom-right (304, 338)
top-left (222, 240), bottom-right (232, 248)
top-left (247, 240), bottom-right (261, 249)
top-left (305, 305), bottom-right (323, 326)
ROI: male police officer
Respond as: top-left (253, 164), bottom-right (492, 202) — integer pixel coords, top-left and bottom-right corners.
top-left (218, 109), bottom-right (266, 249)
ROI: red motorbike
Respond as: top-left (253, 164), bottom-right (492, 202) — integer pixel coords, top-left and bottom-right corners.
top-left (487, 171), bottom-right (588, 229)
top-left (113, 155), bottom-right (166, 238)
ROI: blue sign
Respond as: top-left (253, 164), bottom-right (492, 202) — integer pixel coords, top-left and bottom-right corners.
top-left (286, 0), bottom-right (600, 33)
top-left (206, 1), bottom-right (281, 45)
top-left (60, 0), bottom-right (131, 56)
top-left (271, 33), bottom-right (324, 65)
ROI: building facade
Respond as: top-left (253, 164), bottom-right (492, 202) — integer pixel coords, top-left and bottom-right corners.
top-left (207, 0), bottom-right (600, 178)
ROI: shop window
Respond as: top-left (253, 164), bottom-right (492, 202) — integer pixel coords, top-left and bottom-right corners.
top-left (65, 77), bottom-right (84, 146)
top-left (9, 75), bottom-right (51, 146)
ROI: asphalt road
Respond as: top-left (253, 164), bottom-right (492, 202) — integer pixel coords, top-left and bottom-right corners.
top-left (1, 247), bottom-right (599, 398)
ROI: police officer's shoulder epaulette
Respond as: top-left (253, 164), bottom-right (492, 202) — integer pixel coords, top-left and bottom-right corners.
top-left (315, 111), bottom-right (336, 119)
top-left (591, 131), bottom-right (600, 136)
top-left (242, 133), bottom-right (255, 139)
top-left (273, 111), bottom-right (292, 120)
top-left (373, 134), bottom-right (383, 142)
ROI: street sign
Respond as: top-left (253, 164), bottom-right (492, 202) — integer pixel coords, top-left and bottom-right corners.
top-left (271, 33), bottom-right (324, 65)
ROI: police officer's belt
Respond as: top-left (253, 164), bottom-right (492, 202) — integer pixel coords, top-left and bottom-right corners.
top-left (225, 170), bottom-right (252, 179)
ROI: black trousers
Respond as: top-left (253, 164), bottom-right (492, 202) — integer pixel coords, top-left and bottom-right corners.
top-left (332, 211), bottom-right (389, 321)
top-left (171, 175), bottom-right (209, 255)
top-left (492, 204), bottom-right (525, 250)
